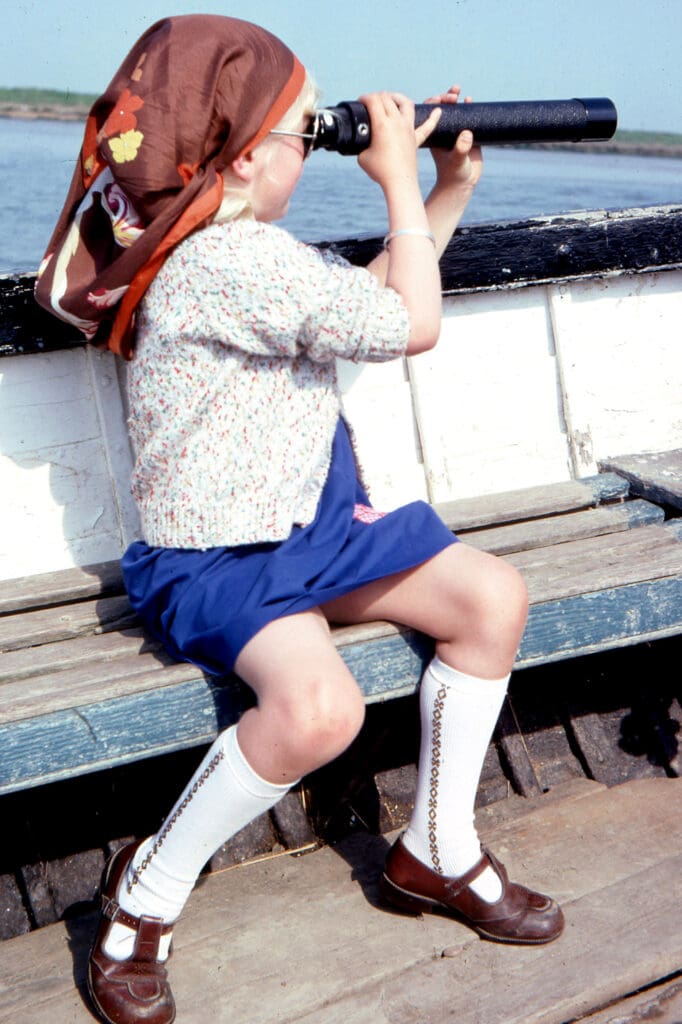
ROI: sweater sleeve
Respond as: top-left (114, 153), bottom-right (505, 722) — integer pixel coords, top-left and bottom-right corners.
top-left (176, 220), bottom-right (410, 364)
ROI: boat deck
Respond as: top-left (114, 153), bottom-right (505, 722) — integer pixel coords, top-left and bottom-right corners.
top-left (1, 776), bottom-right (681, 1024)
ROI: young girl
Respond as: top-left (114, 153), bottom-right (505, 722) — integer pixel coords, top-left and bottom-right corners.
top-left (36, 15), bottom-right (563, 1024)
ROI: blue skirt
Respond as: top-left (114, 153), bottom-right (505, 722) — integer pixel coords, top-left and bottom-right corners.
top-left (122, 420), bottom-right (457, 674)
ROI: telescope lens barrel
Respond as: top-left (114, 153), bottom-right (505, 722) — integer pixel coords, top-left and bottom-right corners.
top-left (312, 98), bottom-right (618, 154)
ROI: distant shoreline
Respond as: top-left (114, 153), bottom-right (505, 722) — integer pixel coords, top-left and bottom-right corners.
top-left (512, 140), bottom-right (682, 159)
top-left (2, 102), bottom-right (682, 159)
top-left (0, 103), bottom-right (90, 122)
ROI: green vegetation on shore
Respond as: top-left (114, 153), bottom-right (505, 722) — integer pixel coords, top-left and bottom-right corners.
top-left (0, 87), bottom-right (97, 107)
top-left (613, 128), bottom-right (682, 146)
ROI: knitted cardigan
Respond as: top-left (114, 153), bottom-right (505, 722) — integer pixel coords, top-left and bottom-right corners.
top-left (126, 219), bottom-right (410, 549)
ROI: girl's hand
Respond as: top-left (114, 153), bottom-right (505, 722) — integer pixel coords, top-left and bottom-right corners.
top-left (423, 85), bottom-right (483, 192)
top-left (357, 92), bottom-right (441, 194)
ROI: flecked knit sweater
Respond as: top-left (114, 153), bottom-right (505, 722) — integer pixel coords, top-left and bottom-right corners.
top-left (127, 219), bottom-right (409, 549)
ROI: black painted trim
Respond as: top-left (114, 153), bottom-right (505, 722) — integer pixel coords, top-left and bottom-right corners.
top-left (2, 204), bottom-right (681, 357)
top-left (319, 204), bottom-right (682, 291)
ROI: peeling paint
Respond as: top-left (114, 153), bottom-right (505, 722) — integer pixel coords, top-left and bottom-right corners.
top-left (574, 429), bottom-right (594, 467)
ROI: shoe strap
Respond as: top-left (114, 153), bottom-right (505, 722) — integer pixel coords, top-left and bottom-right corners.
top-left (102, 894), bottom-right (174, 936)
top-left (445, 847), bottom-right (508, 899)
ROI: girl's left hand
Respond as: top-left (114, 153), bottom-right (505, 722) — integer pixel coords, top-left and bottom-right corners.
top-left (424, 85), bottom-right (483, 192)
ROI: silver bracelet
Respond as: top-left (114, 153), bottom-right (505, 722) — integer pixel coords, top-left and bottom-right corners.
top-left (383, 228), bottom-right (436, 249)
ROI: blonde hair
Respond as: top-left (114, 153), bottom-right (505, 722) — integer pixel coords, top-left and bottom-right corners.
top-left (214, 71), bottom-right (320, 225)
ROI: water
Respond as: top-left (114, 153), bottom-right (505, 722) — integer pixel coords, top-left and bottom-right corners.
top-left (2, 117), bottom-right (681, 274)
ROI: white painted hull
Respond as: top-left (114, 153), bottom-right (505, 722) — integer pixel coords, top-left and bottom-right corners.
top-left (1, 267), bottom-right (681, 582)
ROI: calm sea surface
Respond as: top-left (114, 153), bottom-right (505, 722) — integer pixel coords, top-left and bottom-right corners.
top-left (2, 117), bottom-right (681, 274)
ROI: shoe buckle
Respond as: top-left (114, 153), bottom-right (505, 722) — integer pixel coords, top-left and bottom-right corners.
top-left (101, 895), bottom-right (121, 923)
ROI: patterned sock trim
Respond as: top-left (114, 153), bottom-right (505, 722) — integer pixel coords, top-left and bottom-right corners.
top-left (428, 684), bottom-right (448, 875)
top-left (126, 749), bottom-right (226, 895)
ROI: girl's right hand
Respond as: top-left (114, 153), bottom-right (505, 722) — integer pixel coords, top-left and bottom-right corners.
top-left (357, 92), bottom-right (441, 194)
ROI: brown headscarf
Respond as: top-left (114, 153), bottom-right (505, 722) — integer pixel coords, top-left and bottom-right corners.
top-left (34, 15), bottom-right (305, 359)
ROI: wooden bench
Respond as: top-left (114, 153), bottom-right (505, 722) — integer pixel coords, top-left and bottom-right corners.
top-left (2, 451), bottom-right (681, 796)
top-left (2, 208), bottom-right (681, 801)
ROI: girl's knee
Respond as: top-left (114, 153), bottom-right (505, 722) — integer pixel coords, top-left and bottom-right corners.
top-left (480, 557), bottom-right (527, 636)
top-left (450, 549), bottom-right (528, 649)
top-left (437, 553), bottom-right (528, 677)
top-left (458, 548), bottom-right (526, 612)
top-left (494, 558), bottom-right (529, 618)
top-left (270, 677), bottom-right (365, 767)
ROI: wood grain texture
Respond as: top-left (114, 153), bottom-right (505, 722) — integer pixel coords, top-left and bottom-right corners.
top-left (516, 575), bottom-right (682, 667)
top-left (460, 499), bottom-right (663, 554)
top-left (434, 473), bottom-right (628, 531)
top-left (0, 560), bottom-right (124, 615)
top-left (507, 521), bottom-right (682, 604)
top-left (0, 594), bottom-right (136, 652)
top-left (600, 449), bottom-right (682, 510)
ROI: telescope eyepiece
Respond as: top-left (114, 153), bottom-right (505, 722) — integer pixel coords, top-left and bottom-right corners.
top-left (312, 101), bottom-right (372, 155)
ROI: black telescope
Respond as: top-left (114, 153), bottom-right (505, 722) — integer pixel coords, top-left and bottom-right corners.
top-left (312, 98), bottom-right (618, 155)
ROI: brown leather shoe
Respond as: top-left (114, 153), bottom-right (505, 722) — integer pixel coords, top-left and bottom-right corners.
top-left (380, 838), bottom-right (564, 945)
top-left (87, 840), bottom-right (176, 1024)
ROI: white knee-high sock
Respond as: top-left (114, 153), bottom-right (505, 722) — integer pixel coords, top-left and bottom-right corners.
top-left (402, 655), bottom-right (509, 902)
top-left (104, 725), bottom-right (291, 961)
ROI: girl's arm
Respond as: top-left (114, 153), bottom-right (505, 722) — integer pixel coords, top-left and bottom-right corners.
top-left (422, 86), bottom-right (483, 255)
top-left (357, 92), bottom-right (443, 355)
top-left (365, 87), bottom-right (483, 348)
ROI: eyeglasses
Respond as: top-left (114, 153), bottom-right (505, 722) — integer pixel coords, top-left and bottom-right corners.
top-left (269, 117), bottom-right (318, 159)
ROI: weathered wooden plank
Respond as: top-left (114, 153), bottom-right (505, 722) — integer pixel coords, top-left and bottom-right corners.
top-left (0, 618), bottom-right (409, 686)
top-left (576, 977), bottom-right (682, 1024)
top-left (331, 619), bottom-right (407, 647)
top-left (0, 560), bottom-right (124, 616)
top-left (563, 710), bottom-right (662, 787)
top-left (0, 631), bottom-right (433, 792)
top-left (516, 575), bottom-right (682, 667)
top-left (0, 594), bottom-right (137, 652)
top-left (0, 627), bottom-right (158, 683)
top-left (494, 698), bottom-right (544, 796)
top-left (3, 568), bottom-right (682, 793)
top-left (352, 859), bottom-right (682, 1024)
top-left (11, 531), bottom-right (677, 728)
top-left (321, 205), bottom-right (682, 291)
top-left (551, 275), bottom-right (682, 477)
top-left (434, 473), bottom-right (628, 532)
top-left (508, 521), bottom-right (682, 604)
top-left (0, 676), bottom-right (247, 794)
top-left (460, 498), bottom-right (663, 555)
top-left (0, 652), bottom-right (199, 725)
top-left (0, 624), bottom-right (431, 731)
top-left (600, 449), bottom-right (682, 510)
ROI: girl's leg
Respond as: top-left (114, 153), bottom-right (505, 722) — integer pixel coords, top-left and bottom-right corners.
top-left (234, 607), bottom-right (367, 783)
top-left (321, 543), bottom-right (527, 900)
top-left (321, 541), bottom-right (528, 680)
top-left (322, 541), bottom-right (562, 943)
top-left (103, 608), bottom-right (365, 961)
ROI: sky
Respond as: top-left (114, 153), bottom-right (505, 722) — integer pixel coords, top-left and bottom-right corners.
top-left (5, 0), bottom-right (682, 133)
